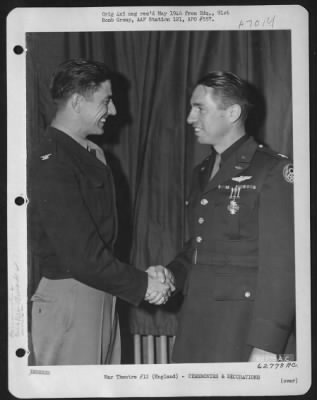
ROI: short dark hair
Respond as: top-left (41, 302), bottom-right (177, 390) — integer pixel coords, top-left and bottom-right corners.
top-left (197, 71), bottom-right (253, 122)
top-left (50, 59), bottom-right (112, 104)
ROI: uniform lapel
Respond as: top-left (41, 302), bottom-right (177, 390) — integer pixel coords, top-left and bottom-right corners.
top-left (203, 136), bottom-right (258, 193)
top-left (52, 127), bottom-right (107, 171)
top-left (199, 153), bottom-right (214, 191)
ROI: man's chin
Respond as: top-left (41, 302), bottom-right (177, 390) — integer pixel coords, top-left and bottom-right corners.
top-left (197, 136), bottom-right (211, 145)
top-left (91, 127), bottom-right (104, 135)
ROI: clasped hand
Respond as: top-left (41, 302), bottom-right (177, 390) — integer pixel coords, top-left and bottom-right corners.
top-left (145, 265), bottom-right (175, 305)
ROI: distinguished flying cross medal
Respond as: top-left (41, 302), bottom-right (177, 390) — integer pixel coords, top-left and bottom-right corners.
top-left (218, 179), bottom-right (256, 216)
top-left (227, 176), bottom-right (252, 215)
top-left (227, 185), bottom-right (241, 215)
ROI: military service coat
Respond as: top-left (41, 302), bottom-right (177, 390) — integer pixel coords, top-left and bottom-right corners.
top-left (29, 127), bottom-right (148, 306)
top-left (169, 136), bottom-right (295, 363)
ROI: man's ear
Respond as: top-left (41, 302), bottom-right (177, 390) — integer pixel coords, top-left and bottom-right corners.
top-left (227, 104), bottom-right (242, 123)
top-left (71, 93), bottom-right (83, 113)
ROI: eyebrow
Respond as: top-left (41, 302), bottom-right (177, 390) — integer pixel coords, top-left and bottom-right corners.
top-left (191, 101), bottom-right (204, 107)
top-left (102, 95), bottom-right (112, 101)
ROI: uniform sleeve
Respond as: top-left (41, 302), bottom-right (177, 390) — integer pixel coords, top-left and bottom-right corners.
top-left (166, 240), bottom-right (193, 293)
top-left (165, 164), bottom-right (202, 293)
top-left (247, 159), bottom-right (295, 354)
top-left (33, 159), bottom-right (148, 306)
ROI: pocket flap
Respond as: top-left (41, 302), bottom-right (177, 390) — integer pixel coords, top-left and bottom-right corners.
top-left (214, 272), bottom-right (257, 301)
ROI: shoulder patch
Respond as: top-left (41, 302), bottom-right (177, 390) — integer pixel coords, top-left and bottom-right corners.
top-left (283, 163), bottom-right (294, 184)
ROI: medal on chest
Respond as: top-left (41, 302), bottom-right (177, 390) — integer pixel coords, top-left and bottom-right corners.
top-left (227, 186), bottom-right (240, 215)
top-left (218, 183), bottom-right (256, 215)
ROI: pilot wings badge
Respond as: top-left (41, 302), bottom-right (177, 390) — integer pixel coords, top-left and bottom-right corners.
top-left (231, 176), bottom-right (252, 183)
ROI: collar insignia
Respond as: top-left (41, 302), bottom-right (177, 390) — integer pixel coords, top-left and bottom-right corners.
top-left (232, 176), bottom-right (252, 183)
top-left (40, 153), bottom-right (52, 161)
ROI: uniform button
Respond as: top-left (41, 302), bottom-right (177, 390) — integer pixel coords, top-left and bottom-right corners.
top-left (258, 144), bottom-right (263, 148)
top-left (244, 291), bottom-right (251, 298)
top-left (196, 236), bottom-right (203, 243)
top-left (198, 217), bottom-right (205, 224)
top-left (200, 198), bottom-right (208, 206)
top-left (201, 166), bottom-right (206, 171)
top-left (185, 200), bottom-right (189, 206)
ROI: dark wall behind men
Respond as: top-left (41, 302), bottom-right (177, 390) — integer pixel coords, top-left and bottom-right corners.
top-left (26, 30), bottom-right (292, 341)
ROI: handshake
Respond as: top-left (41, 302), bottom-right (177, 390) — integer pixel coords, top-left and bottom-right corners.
top-left (145, 266), bottom-right (175, 305)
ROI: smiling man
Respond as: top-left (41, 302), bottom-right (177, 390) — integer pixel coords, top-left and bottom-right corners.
top-left (163, 71), bottom-right (296, 363)
top-left (29, 59), bottom-right (173, 365)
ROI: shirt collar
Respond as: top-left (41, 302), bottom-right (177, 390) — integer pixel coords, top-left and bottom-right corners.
top-left (215, 135), bottom-right (249, 161)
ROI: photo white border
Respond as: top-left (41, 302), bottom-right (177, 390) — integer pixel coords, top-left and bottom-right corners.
top-left (7, 5), bottom-right (311, 398)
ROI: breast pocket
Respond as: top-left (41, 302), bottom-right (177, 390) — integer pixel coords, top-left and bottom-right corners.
top-left (237, 190), bottom-right (259, 239)
top-left (214, 189), bottom-right (258, 240)
top-left (83, 175), bottom-right (113, 216)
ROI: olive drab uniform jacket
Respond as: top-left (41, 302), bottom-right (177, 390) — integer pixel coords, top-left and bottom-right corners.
top-left (168, 135), bottom-right (295, 363)
top-left (29, 127), bottom-right (148, 306)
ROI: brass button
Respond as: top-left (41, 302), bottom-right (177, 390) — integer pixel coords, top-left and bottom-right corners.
top-left (200, 198), bottom-right (208, 206)
top-left (244, 291), bottom-right (251, 298)
top-left (196, 236), bottom-right (203, 243)
top-left (198, 217), bottom-right (205, 224)
top-left (185, 200), bottom-right (189, 206)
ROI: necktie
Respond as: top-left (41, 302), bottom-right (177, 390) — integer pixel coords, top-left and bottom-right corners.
top-left (87, 144), bottom-right (107, 165)
top-left (87, 147), bottom-right (97, 157)
top-left (209, 152), bottom-right (221, 180)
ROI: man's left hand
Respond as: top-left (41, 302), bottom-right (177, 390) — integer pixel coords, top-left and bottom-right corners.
top-left (145, 265), bottom-right (175, 304)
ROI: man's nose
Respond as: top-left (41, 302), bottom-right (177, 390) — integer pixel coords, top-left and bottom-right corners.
top-left (108, 100), bottom-right (117, 116)
top-left (187, 108), bottom-right (196, 124)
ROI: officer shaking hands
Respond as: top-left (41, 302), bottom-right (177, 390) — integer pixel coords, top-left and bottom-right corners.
top-left (153, 71), bottom-right (295, 363)
top-left (29, 59), bottom-right (174, 366)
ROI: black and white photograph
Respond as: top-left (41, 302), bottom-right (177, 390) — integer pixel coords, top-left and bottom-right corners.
top-left (6, 4), bottom-right (311, 398)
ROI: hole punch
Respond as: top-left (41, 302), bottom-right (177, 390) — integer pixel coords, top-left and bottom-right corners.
top-left (15, 196), bottom-right (25, 206)
top-left (16, 348), bottom-right (26, 358)
top-left (13, 45), bottom-right (24, 55)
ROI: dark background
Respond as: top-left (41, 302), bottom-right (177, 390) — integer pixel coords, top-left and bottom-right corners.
top-left (26, 29), bottom-right (293, 339)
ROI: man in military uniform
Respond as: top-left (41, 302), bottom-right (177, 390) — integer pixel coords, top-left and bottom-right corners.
top-left (164, 71), bottom-right (295, 363)
top-left (29, 59), bottom-right (173, 365)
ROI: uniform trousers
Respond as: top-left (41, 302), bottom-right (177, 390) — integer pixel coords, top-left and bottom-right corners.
top-left (31, 277), bottom-right (120, 365)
